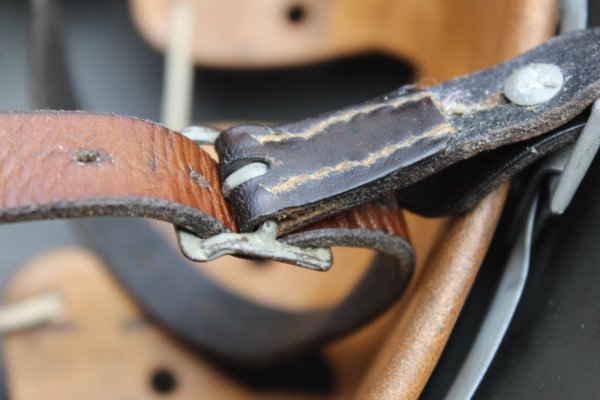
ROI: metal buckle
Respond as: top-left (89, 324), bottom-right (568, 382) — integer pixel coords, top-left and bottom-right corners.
top-left (176, 125), bottom-right (333, 271)
top-left (176, 221), bottom-right (332, 271)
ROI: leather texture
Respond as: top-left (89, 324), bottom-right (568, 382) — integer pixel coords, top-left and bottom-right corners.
top-left (396, 115), bottom-right (586, 216)
top-left (10, 0), bottom-right (573, 396)
top-left (0, 111), bottom-right (233, 236)
top-left (217, 28), bottom-right (600, 233)
top-left (0, 111), bottom-right (411, 241)
top-left (1, 27), bottom-right (596, 363)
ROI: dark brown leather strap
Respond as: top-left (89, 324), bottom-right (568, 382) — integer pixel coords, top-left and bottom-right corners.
top-left (395, 115), bottom-right (587, 216)
top-left (13, 9), bottom-right (592, 367)
top-left (216, 28), bottom-right (600, 233)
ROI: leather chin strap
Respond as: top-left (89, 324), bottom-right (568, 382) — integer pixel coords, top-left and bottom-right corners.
top-left (0, 111), bottom-right (414, 365)
top-left (0, 100), bottom-right (586, 364)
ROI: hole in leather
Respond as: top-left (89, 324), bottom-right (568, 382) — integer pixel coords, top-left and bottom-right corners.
top-left (287, 4), bottom-right (306, 24)
top-left (150, 368), bottom-right (177, 395)
top-left (73, 149), bottom-right (106, 164)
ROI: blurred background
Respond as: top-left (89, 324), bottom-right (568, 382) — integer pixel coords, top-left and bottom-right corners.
top-left (0, 0), bottom-right (599, 399)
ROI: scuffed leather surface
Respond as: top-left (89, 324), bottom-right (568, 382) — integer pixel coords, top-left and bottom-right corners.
top-left (0, 110), bottom-right (412, 249)
top-left (0, 111), bottom-right (234, 236)
top-left (218, 28), bottom-right (600, 233)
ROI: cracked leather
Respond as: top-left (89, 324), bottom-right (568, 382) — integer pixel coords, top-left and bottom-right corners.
top-left (217, 28), bottom-right (600, 232)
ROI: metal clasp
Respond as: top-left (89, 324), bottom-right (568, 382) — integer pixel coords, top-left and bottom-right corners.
top-left (176, 221), bottom-right (332, 271)
top-left (177, 125), bottom-right (332, 271)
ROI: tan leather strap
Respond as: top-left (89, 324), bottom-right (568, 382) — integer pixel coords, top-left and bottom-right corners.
top-left (0, 111), bottom-right (233, 236)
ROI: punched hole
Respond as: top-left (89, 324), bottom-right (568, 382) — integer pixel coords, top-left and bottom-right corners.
top-left (150, 368), bottom-right (177, 395)
top-left (287, 4), bottom-right (306, 24)
top-left (73, 149), bottom-right (103, 164)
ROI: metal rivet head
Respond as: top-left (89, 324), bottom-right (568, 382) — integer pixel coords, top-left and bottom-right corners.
top-left (504, 63), bottom-right (564, 106)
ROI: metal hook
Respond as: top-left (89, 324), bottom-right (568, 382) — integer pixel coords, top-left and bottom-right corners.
top-left (176, 221), bottom-right (332, 271)
top-left (177, 125), bottom-right (331, 270)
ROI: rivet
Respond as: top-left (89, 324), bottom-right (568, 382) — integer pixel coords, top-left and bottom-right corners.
top-left (504, 63), bottom-right (564, 106)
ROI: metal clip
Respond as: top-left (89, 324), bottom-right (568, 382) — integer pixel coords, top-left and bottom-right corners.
top-left (178, 125), bottom-right (332, 271)
top-left (176, 221), bottom-right (332, 271)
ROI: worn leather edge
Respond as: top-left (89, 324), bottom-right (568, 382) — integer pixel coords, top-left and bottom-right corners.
top-left (0, 110), bottom-right (236, 235)
top-left (18, 2), bottom-right (419, 365)
top-left (396, 116), bottom-right (586, 216)
top-left (0, 196), bottom-right (228, 238)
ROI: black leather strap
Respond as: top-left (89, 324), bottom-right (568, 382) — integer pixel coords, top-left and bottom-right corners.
top-left (217, 28), bottom-right (600, 233)
top-left (395, 115), bottom-right (587, 216)
top-left (24, 0), bottom-right (597, 368)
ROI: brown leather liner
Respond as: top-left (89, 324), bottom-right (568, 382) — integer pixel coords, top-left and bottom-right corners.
top-left (355, 185), bottom-right (508, 399)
